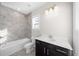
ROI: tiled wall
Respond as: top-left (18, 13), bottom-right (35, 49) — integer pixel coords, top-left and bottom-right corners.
top-left (0, 4), bottom-right (32, 43)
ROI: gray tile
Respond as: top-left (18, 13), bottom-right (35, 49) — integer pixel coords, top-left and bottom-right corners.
top-left (11, 48), bottom-right (35, 56)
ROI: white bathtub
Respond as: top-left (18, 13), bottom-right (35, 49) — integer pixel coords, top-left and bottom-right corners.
top-left (0, 38), bottom-right (30, 56)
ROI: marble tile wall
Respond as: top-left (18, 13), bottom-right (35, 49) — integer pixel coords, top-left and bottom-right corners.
top-left (0, 4), bottom-right (32, 43)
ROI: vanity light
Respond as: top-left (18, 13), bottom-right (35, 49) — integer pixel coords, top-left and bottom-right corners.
top-left (49, 7), bottom-right (54, 14)
top-left (45, 5), bottom-right (56, 15)
top-left (49, 8), bottom-right (53, 12)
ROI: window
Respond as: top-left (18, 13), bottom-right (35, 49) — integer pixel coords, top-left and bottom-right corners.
top-left (32, 16), bottom-right (40, 29)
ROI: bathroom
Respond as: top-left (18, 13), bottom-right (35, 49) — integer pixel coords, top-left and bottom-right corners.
top-left (0, 2), bottom-right (78, 56)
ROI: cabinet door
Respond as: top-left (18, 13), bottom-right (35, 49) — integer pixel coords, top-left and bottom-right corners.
top-left (55, 46), bottom-right (69, 56)
top-left (36, 40), bottom-right (56, 56)
top-left (36, 40), bottom-right (46, 56)
top-left (46, 48), bottom-right (56, 56)
top-left (47, 44), bottom-right (68, 56)
top-left (46, 44), bottom-right (56, 56)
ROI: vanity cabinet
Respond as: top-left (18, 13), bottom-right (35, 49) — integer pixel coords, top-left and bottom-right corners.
top-left (36, 39), bottom-right (72, 56)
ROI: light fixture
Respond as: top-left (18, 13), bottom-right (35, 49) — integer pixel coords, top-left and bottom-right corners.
top-left (49, 8), bottom-right (53, 12)
top-left (45, 4), bottom-right (56, 15)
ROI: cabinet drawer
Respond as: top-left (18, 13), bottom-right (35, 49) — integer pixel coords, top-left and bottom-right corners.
top-left (55, 46), bottom-right (70, 56)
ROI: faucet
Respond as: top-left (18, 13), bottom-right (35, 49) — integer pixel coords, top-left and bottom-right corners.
top-left (48, 35), bottom-right (53, 39)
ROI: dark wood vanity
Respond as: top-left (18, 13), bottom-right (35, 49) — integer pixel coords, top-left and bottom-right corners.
top-left (36, 39), bottom-right (72, 56)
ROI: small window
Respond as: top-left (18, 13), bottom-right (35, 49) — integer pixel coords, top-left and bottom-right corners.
top-left (32, 16), bottom-right (40, 29)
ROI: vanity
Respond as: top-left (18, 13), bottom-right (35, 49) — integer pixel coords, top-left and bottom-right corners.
top-left (35, 36), bottom-right (73, 56)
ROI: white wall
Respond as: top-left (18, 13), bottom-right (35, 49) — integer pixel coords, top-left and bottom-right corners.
top-left (73, 2), bottom-right (79, 56)
top-left (32, 2), bottom-right (73, 44)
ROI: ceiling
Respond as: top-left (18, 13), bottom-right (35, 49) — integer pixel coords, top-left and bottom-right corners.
top-left (1, 2), bottom-right (47, 15)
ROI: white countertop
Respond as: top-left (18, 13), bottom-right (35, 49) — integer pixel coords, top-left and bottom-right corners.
top-left (35, 36), bottom-right (73, 50)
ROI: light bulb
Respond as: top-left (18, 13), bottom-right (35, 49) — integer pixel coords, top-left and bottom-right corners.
top-left (49, 8), bottom-right (53, 12)
top-left (49, 7), bottom-right (54, 15)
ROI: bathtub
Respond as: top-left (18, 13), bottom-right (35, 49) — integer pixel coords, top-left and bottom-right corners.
top-left (0, 38), bottom-right (30, 56)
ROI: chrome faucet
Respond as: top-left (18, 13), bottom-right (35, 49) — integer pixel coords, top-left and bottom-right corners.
top-left (48, 35), bottom-right (53, 39)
